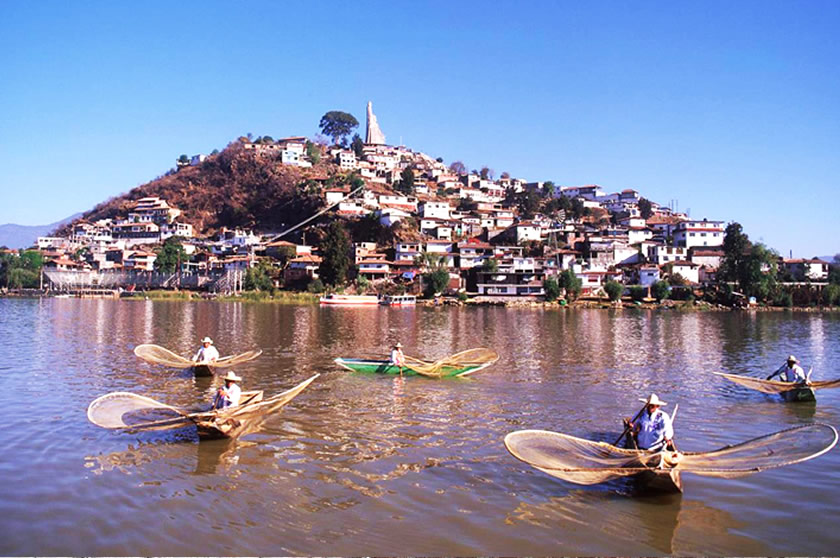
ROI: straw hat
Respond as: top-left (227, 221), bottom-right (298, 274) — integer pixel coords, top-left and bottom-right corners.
top-left (787, 355), bottom-right (798, 363)
top-left (201, 337), bottom-right (214, 344)
top-left (639, 393), bottom-right (668, 406)
top-left (394, 342), bottom-right (403, 348)
top-left (222, 371), bottom-right (241, 382)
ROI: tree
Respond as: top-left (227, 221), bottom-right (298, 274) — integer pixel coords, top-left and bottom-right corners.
top-left (543, 277), bottom-right (560, 302)
top-left (558, 269), bottom-right (582, 301)
top-left (178, 154), bottom-right (189, 164)
top-left (449, 161), bottom-right (467, 175)
top-left (244, 260), bottom-right (275, 291)
top-left (318, 221), bottom-right (352, 286)
top-left (305, 140), bottom-right (321, 164)
top-left (423, 268), bottom-right (450, 297)
top-left (415, 251), bottom-right (446, 271)
top-left (154, 237), bottom-right (187, 273)
top-left (318, 111), bottom-right (359, 146)
top-left (542, 181), bottom-right (555, 199)
top-left (829, 254), bottom-right (840, 285)
top-left (719, 222), bottom-right (751, 284)
top-left (351, 134), bottom-right (364, 158)
top-left (500, 171), bottom-right (510, 180)
top-left (479, 166), bottom-right (494, 180)
top-left (481, 258), bottom-right (499, 272)
top-left (604, 280), bottom-right (624, 302)
top-left (394, 167), bottom-right (415, 195)
top-left (514, 190), bottom-right (541, 220)
top-left (638, 197), bottom-right (654, 219)
top-left (651, 280), bottom-right (670, 301)
top-left (436, 157), bottom-right (444, 163)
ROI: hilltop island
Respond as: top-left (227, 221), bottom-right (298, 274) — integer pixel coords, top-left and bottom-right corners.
top-left (2, 103), bottom-right (838, 309)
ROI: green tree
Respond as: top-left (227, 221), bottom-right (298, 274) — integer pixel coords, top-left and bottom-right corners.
top-left (356, 275), bottom-right (370, 293)
top-left (244, 261), bottom-right (274, 291)
top-left (479, 166), bottom-right (494, 180)
top-left (719, 222), bottom-right (751, 284)
top-left (822, 284), bottom-right (840, 306)
top-left (178, 154), bottom-right (189, 164)
top-left (630, 285), bottom-right (646, 302)
top-left (319, 111), bottom-right (359, 146)
top-left (829, 254), bottom-right (840, 285)
top-left (351, 134), bottom-right (364, 158)
top-left (651, 280), bottom-right (670, 301)
top-left (481, 258), bottom-right (499, 272)
top-left (604, 280), bottom-right (624, 302)
top-left (7, 267), bottom-right (38, 289)
top-left (638, 197), bottom-right (654, 219)
top-left (449, 161), bottom-right (467, 175)
top-left (514, 190), bottom-right (541, 220)
top-left (558, 269), bottom-right (582, 301)
top-left (305, 140), bottom-right (321, 164)
top-left (154, 237), bottom-right (187, 273)
top-left (543, 277), bottom-right (560, 302)
top-left (318, 221), bottom-right (352, 286)
top-left (423, 268), bottom-right (450, 297)
top-left (394, 167), bottom-right (415, 195)
top-left (542, 181), bottom-right (555, 199)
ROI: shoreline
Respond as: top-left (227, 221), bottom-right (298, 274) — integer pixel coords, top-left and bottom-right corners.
top-left (2, 289), bottom-right (839, 312)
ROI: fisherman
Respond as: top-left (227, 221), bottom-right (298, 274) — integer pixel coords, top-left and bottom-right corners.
top-left (213, 371), bottom-right (242, 409)
top-left (627, 393), bottom-right (675, 452)
top-left (766, 355), bottom-right (808, 383)
top-left (390, 342), bottom-right (405, 374)
top-left (193, 336), bottom-right (220, 364)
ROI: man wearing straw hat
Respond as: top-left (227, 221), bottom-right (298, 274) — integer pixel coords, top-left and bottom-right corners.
top-left (766, 355), bottom-right (807, 383)
top-left (390, 342), bottom-right (405, 374)
top-left (193, 336), bottom-right (220, 365)
top-left (628, 393), bottom-right (674, 451)
top-left (213, 371), bottom-right (242, 409)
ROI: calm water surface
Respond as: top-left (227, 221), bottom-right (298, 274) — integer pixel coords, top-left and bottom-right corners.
top-left (1, 298), bottom-right (839, 555)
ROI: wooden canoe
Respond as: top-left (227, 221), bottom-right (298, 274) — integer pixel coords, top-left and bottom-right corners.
top-left (192, 374), bottom-right (319, 440)
top-left (334, 357), bottom-right (492, 377)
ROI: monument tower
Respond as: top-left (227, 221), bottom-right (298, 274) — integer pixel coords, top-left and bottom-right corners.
top-left (365, 101), bottom-right (386, 145)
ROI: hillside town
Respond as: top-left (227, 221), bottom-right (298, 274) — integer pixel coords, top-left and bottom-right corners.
top-left (4, 103), bottom-right (837, 304)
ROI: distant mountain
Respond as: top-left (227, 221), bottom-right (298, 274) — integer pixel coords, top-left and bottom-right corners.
top-left (0, 213), bottom-right (82, 249)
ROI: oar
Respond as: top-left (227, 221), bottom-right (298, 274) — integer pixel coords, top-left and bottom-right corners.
top-left (614, 403), bottom-right (647, 447)
top-left (667, 404), bottom-right (679, 452)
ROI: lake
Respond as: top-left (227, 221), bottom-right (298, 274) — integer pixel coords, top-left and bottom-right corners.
top-left (1, 297), bottom-right (839, 555)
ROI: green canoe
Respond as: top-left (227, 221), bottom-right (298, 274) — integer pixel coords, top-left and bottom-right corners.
top-left (334, 358), bottom-right (492, 377)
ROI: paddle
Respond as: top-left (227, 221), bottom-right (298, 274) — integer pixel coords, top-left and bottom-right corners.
top-left (614, 403), bottom-right (647, 447)
top-left (666, 404), bottom-right (679, 452)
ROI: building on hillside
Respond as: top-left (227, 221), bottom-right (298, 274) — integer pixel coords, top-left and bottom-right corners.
top-left (284, 254), bottom-right (321, 284)
top-left (689, 248), bottom-right (724, 269)
top-left (325, 188), bottom-right (350, 205)
top-left (379, 207), bottom-right (411, 227)
top-left (665, 260), bottom-right (700, 284)
top-left (639, 266), bottom-right (661, 288)
top-left (395, 241), bottom-right (422, 263)
top-left (781, 258), bottom-right (830, 281)
top-left (476, 265), bottom-right (545, 296)
top-left (128, 197), bottom-right (182, 225)
top-left (673, 219), bottom-right (724, 249)
top-left (357, 257), bottom-right (391, 281)
top-left (336, 151), bottom-right (357, 170)
top-left (648, 245), bottom-right (688, 266)
top-left (419, 201), bottom-right (452, 220)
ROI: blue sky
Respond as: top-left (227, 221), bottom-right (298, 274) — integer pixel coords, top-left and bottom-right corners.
top-left (1, 1), bottom-right (838, 257)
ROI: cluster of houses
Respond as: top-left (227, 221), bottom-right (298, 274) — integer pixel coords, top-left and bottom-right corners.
top-left (31, 127), bottom-right (833, 296)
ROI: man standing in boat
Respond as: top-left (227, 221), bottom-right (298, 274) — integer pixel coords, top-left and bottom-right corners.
top-left (193, 336), bottom-right (220, 364)
top-left (213, 371), bottom-right (242, 409)
top-left (628, 393), bottom-right (674, 451)
top-left (767, 355), bottom-right (808, 383)
top-left (390, 342), bottom-right (405, 374)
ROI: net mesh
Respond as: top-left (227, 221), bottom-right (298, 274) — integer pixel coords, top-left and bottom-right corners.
top-left (714, 372), bottom-right (840, 394)
top-left (133, 344), bottom-right (262, 369)
top-left (87, 392), bottom-right (190, 430)
top-left (505, 424), bottom-right (838, 485)
top-left (403, 348), bottom-right (499, 377)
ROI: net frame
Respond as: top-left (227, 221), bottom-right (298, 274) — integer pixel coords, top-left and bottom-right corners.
top-left (403, 348), bottom-right (499, 377)
top-left (714, 371), bottom-right (840, 394)
top-left (505, 424), bottom-right (838, 486)
top-left (134, 344), bottom-right (262, 369)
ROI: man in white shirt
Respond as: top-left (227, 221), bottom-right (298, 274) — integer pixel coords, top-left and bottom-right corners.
top-left (213, 371), bottom-right (242, 409)
top-left (390, 342), bottom-right (405, 373)
top-left (193, 337), bottom-right (220, 364)
top-left (630, 393), bottom-right (674, 452)
top-left (767, 355), bottom-right (807, 383)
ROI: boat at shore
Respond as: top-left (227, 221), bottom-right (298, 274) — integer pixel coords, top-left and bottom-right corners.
top-left (334, 357), bottom-right (493, 377)
top-left (504, 424), bottom-right (838, 494)
top-left (382, 294), bottom-right (416, 306)
top-left (319, 294), bottom-right (380, 305)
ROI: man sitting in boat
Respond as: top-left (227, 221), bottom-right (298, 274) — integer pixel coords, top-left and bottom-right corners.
top-left (193, 336), bottom-right (220, 364)
top-left (390, 342), bottom-right (405, 373)
top-left (766, 355), bottom-right (807, 383)
top-left (628, 393), bottom-right (674, 452)
top-left (213, 371), bottom-right (242, 409)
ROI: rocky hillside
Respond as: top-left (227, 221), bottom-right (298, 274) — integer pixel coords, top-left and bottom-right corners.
top-left (59, 141), bottom-right (343, 237)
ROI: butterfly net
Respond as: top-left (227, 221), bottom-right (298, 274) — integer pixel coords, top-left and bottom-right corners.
top-left (505, 424), bottom-right (837, 485)
top-left (403, 348), bottom-right (499, 377)
top-left (134, 344), bottom-right (194, 368)
top-left (715, 372), bottom-right (840, 394)
top-left (87, 392), bottom-right (190, 430)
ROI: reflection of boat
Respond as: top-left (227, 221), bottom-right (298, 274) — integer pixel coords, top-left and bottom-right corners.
top-left (713, 372), bottom-right (840, 403)
top-left (504, 424), bottom-right (838, 494)
top-left (334, 357), bottom-right (492, 377)
top-left (319, 294), bottom-right (380, 305)
top-left (382, 294), bottom-right (416, 306)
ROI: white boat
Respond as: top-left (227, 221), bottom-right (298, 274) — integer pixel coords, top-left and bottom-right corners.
top-left (319, 294), bottom-right (380, 305)
top-left (382, 294), bottom-right (417, 306)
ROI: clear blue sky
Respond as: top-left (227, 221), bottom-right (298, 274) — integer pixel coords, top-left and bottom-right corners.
top-left (1, 1), bottom-right (838, 257)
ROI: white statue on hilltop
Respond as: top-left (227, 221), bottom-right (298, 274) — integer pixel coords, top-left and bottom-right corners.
top-left (365, 101), bottom-right (386, 145)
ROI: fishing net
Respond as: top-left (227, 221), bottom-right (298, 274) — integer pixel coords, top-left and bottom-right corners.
top-left (133, 344), bottom-right (194, 368)
top-left (134, 344), bottom-right (263, 369)
top-left (87, 392), bottom-right (191, 431)
top-left (504, 424), bottom-right (838, 485)
top-left (403, 348), bottom-right (499, 377)
top-left (714, 372), bottom-right (840, 394)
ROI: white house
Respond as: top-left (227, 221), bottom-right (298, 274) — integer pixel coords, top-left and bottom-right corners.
top-left (673, 219), bottom-right (725, 249)
top-left (419, 201), bottom-right (452, 220)
top-left (782, 258), bottom-right (830, 281)
top-left (666, 260), bottom-right (700, 284)
top-left (379, 207), bottom-right (411, 227)
top-left (639, 266), bottom-right (661, 287)
top-left (648, 245), bottom-right (688, 266)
